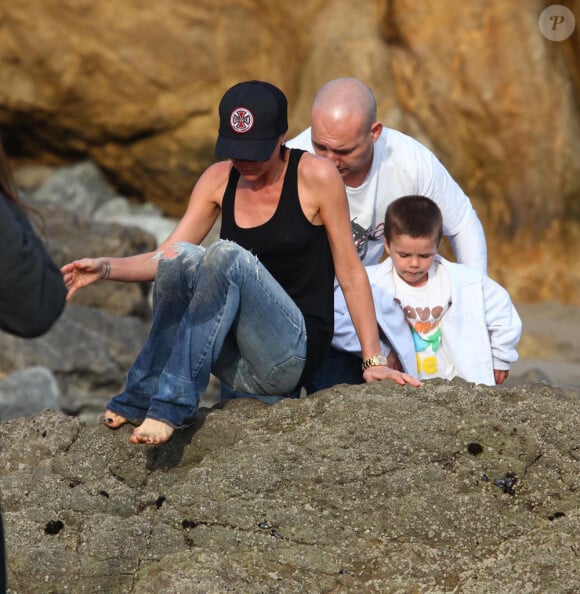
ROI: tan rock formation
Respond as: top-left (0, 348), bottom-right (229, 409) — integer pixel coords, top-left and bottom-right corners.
top-left (0, 0), bottom-right (578, 302)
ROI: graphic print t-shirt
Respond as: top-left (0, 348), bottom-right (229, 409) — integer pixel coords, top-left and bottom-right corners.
top-left (393, 261), bottom-right (455, 380)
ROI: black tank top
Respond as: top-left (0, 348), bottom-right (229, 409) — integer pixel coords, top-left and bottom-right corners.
top-left (220, 148), bottom-right (334, 384)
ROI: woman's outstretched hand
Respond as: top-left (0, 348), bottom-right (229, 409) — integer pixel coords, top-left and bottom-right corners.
top-left (61, 258), bottom-right (108, 300)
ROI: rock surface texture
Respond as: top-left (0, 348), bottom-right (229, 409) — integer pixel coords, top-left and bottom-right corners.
top-left (0, 0), bottom-right (578, 304)
top-left (1, 380), bottom-right (578, 593)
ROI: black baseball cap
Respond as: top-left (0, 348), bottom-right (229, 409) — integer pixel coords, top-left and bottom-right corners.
top-left (215, 80), bottom-right (288, 162)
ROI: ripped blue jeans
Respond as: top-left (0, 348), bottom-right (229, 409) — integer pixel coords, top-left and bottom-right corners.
top-left (106, 241), bottom-right (307, 428)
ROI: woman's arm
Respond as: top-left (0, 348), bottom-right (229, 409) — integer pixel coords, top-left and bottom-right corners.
top-left (299, 154), bottom-right (421, 386)
top-left (62, 162), bottom-right (228, 300)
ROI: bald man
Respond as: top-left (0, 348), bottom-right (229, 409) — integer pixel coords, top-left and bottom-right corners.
top-left (285, 78), bottom-right (488, 392)
top-left (288, 78), bottom-right (487, 269)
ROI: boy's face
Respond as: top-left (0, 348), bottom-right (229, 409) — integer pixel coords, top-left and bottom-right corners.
top-left (384, 233), bottom-right (439, 287)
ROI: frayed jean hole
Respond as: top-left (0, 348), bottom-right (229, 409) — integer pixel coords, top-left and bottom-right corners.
top-left (164, 243), bottom-right (185, 260)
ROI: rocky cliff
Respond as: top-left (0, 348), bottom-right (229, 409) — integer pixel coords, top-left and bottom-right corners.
top-left (0, 0), bottom-right (578, 304)
top-left (1, 380), bottom-right (578, 593)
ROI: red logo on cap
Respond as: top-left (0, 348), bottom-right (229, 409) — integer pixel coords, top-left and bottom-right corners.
top-left (230, 108), bottom-right (254, 134)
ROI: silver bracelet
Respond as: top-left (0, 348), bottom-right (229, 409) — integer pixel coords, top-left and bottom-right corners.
top-left (102, 260), bottom-right (111, 279)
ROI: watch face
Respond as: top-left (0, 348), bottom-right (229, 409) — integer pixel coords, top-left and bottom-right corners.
top-left (362, 354), bottom-right (389, 370)
top-left (372, 355), bottom-right (388, 366)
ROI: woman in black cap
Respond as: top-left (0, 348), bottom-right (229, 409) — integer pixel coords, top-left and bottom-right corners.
top-left (62, 80), bottom-right (420, 445)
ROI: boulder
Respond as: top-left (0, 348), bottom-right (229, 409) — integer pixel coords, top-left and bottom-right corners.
top-left (0, 304), bottom-right (151, 421)
top-left (26, 197), bottom-right (156, 318)
top-left (0, 379), bottom-right (578, 592)
top-left (0, 367), bottom-right (60, 421)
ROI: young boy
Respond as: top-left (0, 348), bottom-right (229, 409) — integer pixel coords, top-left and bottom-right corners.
top-left (332, 195), bottom-right (522, 385)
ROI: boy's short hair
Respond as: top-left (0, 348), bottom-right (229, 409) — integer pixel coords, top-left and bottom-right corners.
top-left (384, 195), bottom-right (443, 245)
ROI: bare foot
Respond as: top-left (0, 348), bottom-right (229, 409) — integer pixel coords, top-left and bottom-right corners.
top-left (103, 410), bottom-right (128, 429)
top-left (129, 418), bottom-right (174, 445)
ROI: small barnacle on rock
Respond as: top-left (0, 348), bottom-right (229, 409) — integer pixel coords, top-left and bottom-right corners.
top-left (467, 442), bottom-right (483, 456)
top-left (45, 520), bottom-right (64, 535)
top-left (493, 472), bottom-right (517, 495)
top-left (548, 511), bottom-right (566, 521)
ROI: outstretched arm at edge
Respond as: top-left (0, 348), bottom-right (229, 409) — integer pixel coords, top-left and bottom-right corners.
top-left (61, 162), bottom-right (228, 300)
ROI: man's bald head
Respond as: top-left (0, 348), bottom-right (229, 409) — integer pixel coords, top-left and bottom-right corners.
top-left (309, 78), bottom-right (382, 188)
top-left (312, 78), bottom-right (377, 132)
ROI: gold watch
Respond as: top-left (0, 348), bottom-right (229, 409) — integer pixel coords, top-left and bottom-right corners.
top-left (361, 354), bottom-right (389, 370)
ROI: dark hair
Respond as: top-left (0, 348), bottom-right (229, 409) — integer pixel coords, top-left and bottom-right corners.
top-left (0, 140), bottom-right (20, 205)
top-left (0, 139), bottom-right (44, 231)
top-left (384, 195), bottom-right (443, 246)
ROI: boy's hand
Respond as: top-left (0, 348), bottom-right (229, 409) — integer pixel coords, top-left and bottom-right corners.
top-left (494, 369), bottom-right (509, 385)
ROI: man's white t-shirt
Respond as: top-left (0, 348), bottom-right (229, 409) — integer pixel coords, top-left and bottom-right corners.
top-left (287, 127), bottom-right (487, 271)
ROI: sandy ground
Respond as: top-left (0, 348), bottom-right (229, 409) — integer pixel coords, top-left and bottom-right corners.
top-left (506, 301), bottom-right (580, 389)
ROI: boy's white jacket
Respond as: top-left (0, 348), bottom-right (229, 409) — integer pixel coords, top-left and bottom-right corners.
top-left (333, 256), bottom-right (522, 385)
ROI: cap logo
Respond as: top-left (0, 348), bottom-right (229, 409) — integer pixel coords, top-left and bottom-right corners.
top-left (230, 107), bottom-right (254, 134)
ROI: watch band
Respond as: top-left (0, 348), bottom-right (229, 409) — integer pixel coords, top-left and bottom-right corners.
top-left (361, 354), bottom-right (388, 370)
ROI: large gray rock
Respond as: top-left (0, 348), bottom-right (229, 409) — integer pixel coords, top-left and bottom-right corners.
top-left (0, 367), bottom-right (60, 421)
top-left (0, 304), bottom-right (151, 421)
top-left (1, 379), bottom-right (577, 593)
top-left (35, 199), bottom-right (156, 318)
top-left (30, 161), bottom-right (119, 219)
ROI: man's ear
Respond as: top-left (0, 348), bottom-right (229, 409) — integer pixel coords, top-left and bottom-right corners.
top-left (370, 121), bottom-right (383, 143)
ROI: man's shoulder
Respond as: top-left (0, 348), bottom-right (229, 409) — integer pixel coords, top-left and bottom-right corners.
top-left (379, 127), bottom-right (434, 158)
top-left (286, 128), bottom-right (313, 152)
